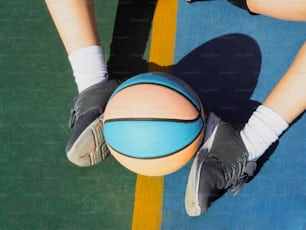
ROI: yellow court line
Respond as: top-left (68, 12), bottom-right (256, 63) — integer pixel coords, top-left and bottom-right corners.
top-left (131, 0), bottom-right (178, 230)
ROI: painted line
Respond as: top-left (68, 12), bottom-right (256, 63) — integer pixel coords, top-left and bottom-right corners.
top-left (131, 0), bottom-right (178, 229)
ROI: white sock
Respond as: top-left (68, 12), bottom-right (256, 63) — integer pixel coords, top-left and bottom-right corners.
top-left (68, 45), bottom-right (108, 93)
top-left (240, 105), bottom-right (289, 161)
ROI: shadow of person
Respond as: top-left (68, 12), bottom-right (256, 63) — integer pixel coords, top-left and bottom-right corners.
top-left (107, 1), bottom-right (261, 124)
top-left (173, 34), bottom-right (280, 182)
top-left (174, 33), bottom-right (261, 124)
top-left (108, 0), bottom-right (261, 123)
top-left (107, 0), bottom-right (156, 79)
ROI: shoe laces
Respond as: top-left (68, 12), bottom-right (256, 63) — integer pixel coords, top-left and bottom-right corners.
top-left (224, 156), bottom-right (257, 195)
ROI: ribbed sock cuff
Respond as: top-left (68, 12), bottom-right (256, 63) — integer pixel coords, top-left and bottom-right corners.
top-left (241, 105), bottom-right (289, 161)
top-left (69, 45), bottom-right (108, 93)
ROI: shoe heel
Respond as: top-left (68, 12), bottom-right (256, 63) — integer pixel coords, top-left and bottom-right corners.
top-left (66, 115), bottom-right (107, 167)
top-left (185, 112), bottom-right (221, 216)
top-left (185, 147), bottom-right (209, 216)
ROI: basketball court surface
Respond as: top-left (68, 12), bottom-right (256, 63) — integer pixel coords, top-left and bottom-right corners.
top-left (1, 0), bottom-right (306, 229)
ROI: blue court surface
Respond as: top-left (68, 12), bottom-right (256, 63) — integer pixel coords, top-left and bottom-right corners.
top-left (162, 1), bottom-right (306, 229)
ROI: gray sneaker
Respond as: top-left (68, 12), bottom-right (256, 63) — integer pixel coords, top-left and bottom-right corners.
top-left (185, 113), bottom-right (256, 216)
top-left (66, 78), bottom-right (120, 167)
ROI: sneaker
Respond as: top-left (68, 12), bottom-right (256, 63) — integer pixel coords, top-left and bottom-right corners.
top-left (66, 78), bottom-right (120, 167)
top-left (185, 113), bottom-right (257, 216)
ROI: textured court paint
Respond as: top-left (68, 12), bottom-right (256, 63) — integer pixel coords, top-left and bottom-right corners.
top-left (132, 175), bottom-right (165, 229)
top-left (161, 1), bottom-right (306, 230)
top-left (0, 1), bottom-right (138, 229)
top-left (131, 0), bottom-right (178, 229)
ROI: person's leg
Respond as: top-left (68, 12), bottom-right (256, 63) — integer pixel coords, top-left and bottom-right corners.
top-left (45, 0), bottom-right (120, 166)
top-left (247, 0), bottom-right (306, 21)
top-left (185, 42), bottom-right (306, 216)
top-left (242, 42), bottom-right (306, 161)
top-left (227, 0), bottom-right (306, 21)
top-left (45, 0), bottom-right (100, 53)
top-left (46, 0), bottom-right (108, 93)
top-left (263, 42), bottom-right (306, 123)
top-left (187, 0), bottom-right (306, 21)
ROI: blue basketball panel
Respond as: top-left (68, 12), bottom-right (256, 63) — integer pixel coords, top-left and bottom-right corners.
top-left (110, 72), bottom-right (202, 111)
top-left (103, 118), bottom-right (204, 158)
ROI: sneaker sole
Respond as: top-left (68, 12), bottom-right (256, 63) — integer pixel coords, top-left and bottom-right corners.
top-left (185, 112), bottom-right (221, 216)
top-left (66, 114), bottom-right (110, 167)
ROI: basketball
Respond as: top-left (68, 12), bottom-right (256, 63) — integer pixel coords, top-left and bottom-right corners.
top-left (102, 72), bottom-right (205, 176)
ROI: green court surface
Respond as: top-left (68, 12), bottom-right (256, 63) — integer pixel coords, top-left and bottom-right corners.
top-left (1, 1), bottom-right (137, 229)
